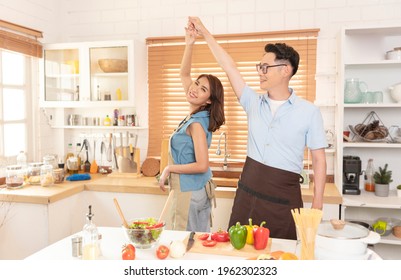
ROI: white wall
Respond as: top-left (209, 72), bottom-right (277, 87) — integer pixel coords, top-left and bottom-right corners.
top-left (1, 0), bottom-right (401, 168)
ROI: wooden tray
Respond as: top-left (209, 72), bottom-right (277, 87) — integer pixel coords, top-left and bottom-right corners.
top-left (184, 232), bottom-right (272, 258)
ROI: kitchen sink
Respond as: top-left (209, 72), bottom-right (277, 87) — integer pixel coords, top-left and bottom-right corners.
top-left (210, 159), bottom-right (244, 184)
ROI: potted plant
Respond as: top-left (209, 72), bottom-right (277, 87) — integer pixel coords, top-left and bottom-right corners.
top-left (397, 185), bottom-right (401, 198)
top-left (373, 163), bottom-right (392, 197)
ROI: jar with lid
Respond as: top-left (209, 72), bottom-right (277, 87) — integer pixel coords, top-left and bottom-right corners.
top-left (40, 164), bottom-right (54, 187)
top-left (27, 162), bottom-right (43, 177)
top-left (6, 165), bottom-right (25, 189)
top-left (364, 158), bottom-right (375, 192)
top-left (43, 154), bottom-right (58, 169)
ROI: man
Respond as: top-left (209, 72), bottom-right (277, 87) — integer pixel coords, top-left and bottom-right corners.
top-left (188, 17), bottom-right (327, 240)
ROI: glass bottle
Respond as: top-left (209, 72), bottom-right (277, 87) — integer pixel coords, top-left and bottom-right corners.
top-left (364, 158), bottom-right (375, 192)
top-left (16, 151), bottom-right (27, 168)
top-left (81, 205), bottom-right (100, 260)
top-left (76, 142), bottom-right (82, 171)
top-left (104, 115), bottom-right (111, 126)
top-left (65, 143), bottom-right (75, 174)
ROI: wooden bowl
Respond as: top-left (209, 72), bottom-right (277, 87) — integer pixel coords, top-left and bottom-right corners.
top-left (98, 59), bottom-right (128, 73)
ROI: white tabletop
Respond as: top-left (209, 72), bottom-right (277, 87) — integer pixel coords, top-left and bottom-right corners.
top-left (26, 227), bottom-right (297, 260)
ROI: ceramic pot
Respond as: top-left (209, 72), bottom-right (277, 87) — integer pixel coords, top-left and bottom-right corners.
top-left (375, 183), bottom-right (389, 197)
top-left (397, 188), bottom-right (401, 197)
top-left (315, 221), bottom-right (380, 260)
top-left (389, 82), bottom-right (401, 103)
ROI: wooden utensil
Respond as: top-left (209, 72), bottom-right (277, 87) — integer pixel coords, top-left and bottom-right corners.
top-left (113, 198), bottom-right (129, 228)
top-left (158, 190), bottom-right (174, 223)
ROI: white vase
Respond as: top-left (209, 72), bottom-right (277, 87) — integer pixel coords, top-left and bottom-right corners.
top-left (374, 183), bottom-right (389, 197)
top-left (397, 189), bottom-right (401, 197)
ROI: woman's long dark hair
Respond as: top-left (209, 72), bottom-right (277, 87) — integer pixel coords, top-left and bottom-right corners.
top-left (191, 74), bottom-right (225, 132)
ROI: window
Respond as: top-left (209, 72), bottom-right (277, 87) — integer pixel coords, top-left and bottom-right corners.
top-left (147, 29), bottom-right (319, 161)
top-left (0, 20), bottom-right (42, 169)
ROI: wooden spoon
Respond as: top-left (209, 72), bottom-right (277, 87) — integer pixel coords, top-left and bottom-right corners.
top-left (158, 190), bottom-right (174, 224)
top-left (113, 198), bottom-right (129, 228)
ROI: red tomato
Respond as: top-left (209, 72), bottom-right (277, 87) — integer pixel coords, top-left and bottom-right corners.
top-left (198, 233), bottom-right (210, 240)
top-left (211, 229), bottom-right (230, 242)
top-left (122, 244), bottom-right (136, 260)
top-left (156, 245), bottom-right (170, 260)
top-left (202, 240), bottom-right (217, 247)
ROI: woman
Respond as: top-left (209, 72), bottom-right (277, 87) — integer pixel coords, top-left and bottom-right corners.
top-left (158, 23), bottom-right (225, 232)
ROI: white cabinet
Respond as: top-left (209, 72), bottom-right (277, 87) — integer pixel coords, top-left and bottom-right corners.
top-left (39, 40), bottom-right (144, 129)
top-left (336, 26), bottom-right (401, 252)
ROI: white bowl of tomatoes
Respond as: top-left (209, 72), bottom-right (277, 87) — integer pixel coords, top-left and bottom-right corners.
top-left (124, 217), bottom-right (165, 249)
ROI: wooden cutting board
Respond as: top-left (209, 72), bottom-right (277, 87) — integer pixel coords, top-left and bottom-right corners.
top-left (184, 232), bottom-right (272, 258)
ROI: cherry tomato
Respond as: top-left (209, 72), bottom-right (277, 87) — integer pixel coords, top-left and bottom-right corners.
top-left (156, 245), bottom-right (170, 259)
top-left (198, 233), bottom-right (210, 240)
top-left (122, 244), bottom-right (136, 260)
top-left (202, 240), bottom-right (217, 247)
top-left (211, 229), bottom-right (230, 242)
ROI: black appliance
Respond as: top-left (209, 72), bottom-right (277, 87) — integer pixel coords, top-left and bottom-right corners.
top-left (343, 156), bottom-right (362, 195)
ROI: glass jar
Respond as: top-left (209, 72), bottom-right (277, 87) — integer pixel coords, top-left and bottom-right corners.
top-left (43, 154), bottom-right (58, 169)
top-left (53, 168), bottom-right (65, 184)
top-left (6, 165), bottom-right (25, 189)
top-left (28, 162), bottom-right (43, 177)
top-left (40, 164), bottom-right (54, 187)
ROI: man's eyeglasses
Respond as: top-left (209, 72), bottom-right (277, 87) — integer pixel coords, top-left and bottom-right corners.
top-left (256, 63), bottom-right (287, 74)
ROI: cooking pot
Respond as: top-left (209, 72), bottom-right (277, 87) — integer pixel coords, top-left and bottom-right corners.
top-left (315, 221), bottom-right (380, 260)
top-left (389, 82), bottom-right (401, 103)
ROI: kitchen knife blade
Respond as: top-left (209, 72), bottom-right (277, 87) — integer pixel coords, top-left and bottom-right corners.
top-left (186, 231), bottom-right (195, 252)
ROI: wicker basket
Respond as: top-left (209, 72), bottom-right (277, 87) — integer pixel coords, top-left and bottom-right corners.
top-left (98, 59), bottom-right (128, 73)
top-left (393, 225), bottom-right (401, 238)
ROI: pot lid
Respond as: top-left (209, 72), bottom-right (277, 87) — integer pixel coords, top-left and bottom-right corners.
top-left (317, 221), bottom-right (369, 240)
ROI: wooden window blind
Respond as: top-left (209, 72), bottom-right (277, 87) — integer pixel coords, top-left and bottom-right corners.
top-left (0, 20), bottom-right (43, 58)
top-left (147, 29), bottom-right (319, 161)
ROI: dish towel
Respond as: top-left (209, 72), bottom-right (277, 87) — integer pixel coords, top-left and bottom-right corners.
top-left (66, 173), bottom-right (91, 181)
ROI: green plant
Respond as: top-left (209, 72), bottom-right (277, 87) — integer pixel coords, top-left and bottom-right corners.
top-left (373, 163), bottom-right (393, 184)
top-left (397, 185), bottom-right (401, 190)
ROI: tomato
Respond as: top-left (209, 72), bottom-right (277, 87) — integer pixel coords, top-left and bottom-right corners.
top-left (122, 244), bottom-right (136, 260)
top-left (202, 240), bottom-right (217, 247)
top-left (198, 233), bottom-right (210, 240)
top-left (156, 245), bottom-right (170, 259)
top-left (211, 229), bottom-right (230, 242)
top-left (146, 222), bottom-right (164, 229)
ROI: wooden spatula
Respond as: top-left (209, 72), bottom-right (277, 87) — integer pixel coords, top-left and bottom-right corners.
top-left (113, 198), bottom-right (129, 228)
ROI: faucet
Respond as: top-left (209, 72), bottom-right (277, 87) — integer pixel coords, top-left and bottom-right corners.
top-left (216, 132), bottom-right (230, 170)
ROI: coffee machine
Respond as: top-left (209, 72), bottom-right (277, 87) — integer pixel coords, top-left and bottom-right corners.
top-left (343, 156), bottom-right (362, 195)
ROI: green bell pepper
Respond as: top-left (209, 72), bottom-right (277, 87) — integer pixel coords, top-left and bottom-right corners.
top-left (229, 222), bottom-right (247, 250)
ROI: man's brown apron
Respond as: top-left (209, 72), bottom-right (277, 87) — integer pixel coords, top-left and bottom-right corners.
top-left (228, 156), bottom-right (303, 240)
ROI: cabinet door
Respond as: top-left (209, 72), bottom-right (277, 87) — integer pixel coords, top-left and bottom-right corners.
top-left (44, 48), bottom-right (80, 101)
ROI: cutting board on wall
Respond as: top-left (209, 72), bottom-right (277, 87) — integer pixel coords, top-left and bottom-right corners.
top-left (184, 232), bottom-right (272, 258)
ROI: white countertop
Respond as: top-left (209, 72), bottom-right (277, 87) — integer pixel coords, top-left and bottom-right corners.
top-left (26, 227), bottom-right (296, 260)
top-left (26, 227), bottom-right (381, 260)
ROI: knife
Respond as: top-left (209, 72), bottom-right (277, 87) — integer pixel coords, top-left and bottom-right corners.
top-left (186, 231), bottom-right (195, 252)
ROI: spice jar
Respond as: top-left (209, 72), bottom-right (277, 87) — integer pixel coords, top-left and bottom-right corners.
top-left (53, 168), bottom-right (65, 183)
top-left (40, 164), bottom-right (54, 187)
top-left (6, 165), bottom-right (25, 189)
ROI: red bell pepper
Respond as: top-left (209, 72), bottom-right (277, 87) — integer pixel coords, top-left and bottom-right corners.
top-left (253, 221), bottom-right (270, 250)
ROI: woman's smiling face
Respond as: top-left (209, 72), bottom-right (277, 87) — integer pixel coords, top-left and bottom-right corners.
top-left (186, 76), bottom-right (211, 107)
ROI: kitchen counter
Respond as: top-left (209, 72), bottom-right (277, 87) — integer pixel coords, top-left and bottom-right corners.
top-left (25, 226), bottom-right (380, 260)
top-left (0, 172), bottom-right (342, 205)
top-left (0, 172), bottom-right (341, 260)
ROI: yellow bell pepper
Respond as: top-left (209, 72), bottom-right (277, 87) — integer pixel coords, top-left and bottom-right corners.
top-left (245, 218), bottom-right (258, 245)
